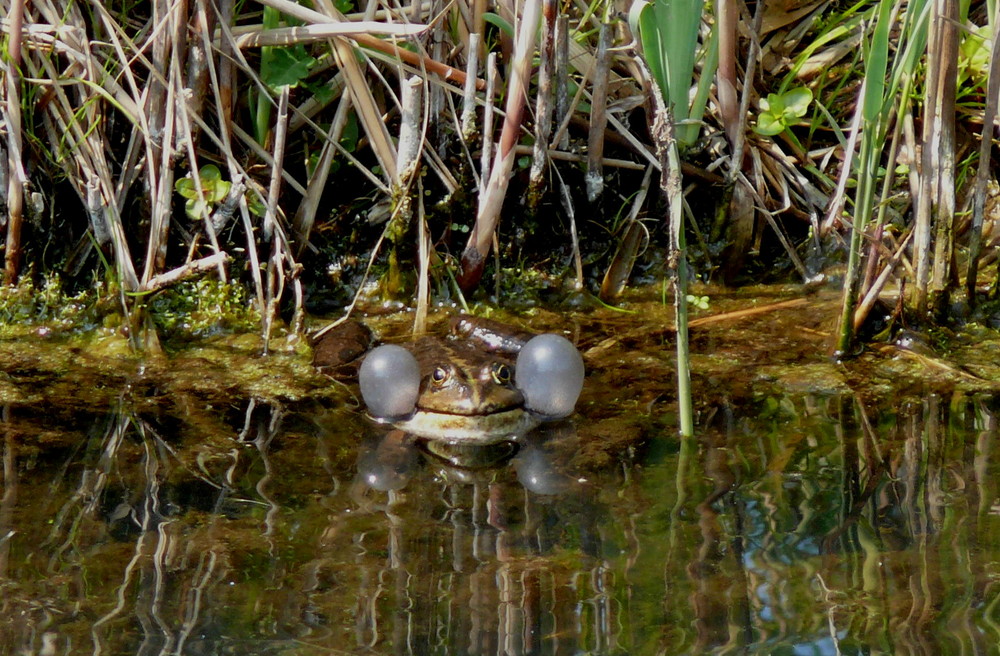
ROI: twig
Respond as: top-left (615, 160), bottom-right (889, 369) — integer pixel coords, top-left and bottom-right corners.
top-left (140, 253), bottom-right (232, 292)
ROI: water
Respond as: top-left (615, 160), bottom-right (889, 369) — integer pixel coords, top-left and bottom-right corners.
top-left (4, 391), bottom-right (1000, 654)
top-left (2, 299), bottom-right (1000, 654)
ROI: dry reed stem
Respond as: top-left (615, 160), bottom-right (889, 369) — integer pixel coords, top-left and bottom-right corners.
top-left (554, 15), bottom-right (570, 150)
top-left (231, 21), bottom-right (429, 48)
top-left (460, 0), bottom-right (541, 290)
top-left (512, 145), bottom-right (645, 170)
top-left (585, 25), bottom-right (612, 203)
top-left (265, 87), bottom-right (291, 241)
top-left (293, 94), bottom-right (352, 248)
top-left (715, 0), bottom-right (740, 146)
top-left (966, 2), bottom-right (1000, 303)
top-left (461, 32), bottom-right (482, 139)
top-left (329, 36), bottom-right (398, 184)
top-left (820, 88), bottom-right (863, 235)
top-left (553, 167), bottom-right (584, 288)
top-left (854, 229), bottom-right (913, 331)
top-left (415, 186), bottom-right (430, 334)
top-left (2, 0), bottom-right (26, 284)
top-left (687, 298), bottom-right (810, 328)
top-left (480, 53), bottom-right (498, 195)
top-left (927, 0), bottom-right (958, 306)
top-left (529, 0), bottom-right (557, 203)
top-left (263, 86), bottom-right (303, 352)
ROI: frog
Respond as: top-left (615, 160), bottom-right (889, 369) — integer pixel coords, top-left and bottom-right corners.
top-left (312, 316), bottom-right (585, 443)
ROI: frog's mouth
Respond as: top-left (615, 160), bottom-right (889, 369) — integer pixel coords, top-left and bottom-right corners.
top-left (359, 333), bottom-right (585, 442)
top-left (389, 407), bottom-right (542, 443)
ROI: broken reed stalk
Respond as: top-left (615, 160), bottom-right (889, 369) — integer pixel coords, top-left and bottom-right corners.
top-left (3, 0), bottom-right (25, 285)
top-left (141, 253), bottom-right (232, 293)
top-left (553, 15), bottom-right (570, 150)
top-left (600, 164), bottom-right (655, 302)
top-left (398, 76), bottom-right (429, 333)
top-left (397, 77), bottom-right (424, 182)
top-left (585, 25), bottom-right (612, 203)
top-left (480, 53), bottom-right (499, 194)
top-left (415, 187), bottom-right (430, 334)
top-left (966, 1), bottom-right (1000, 306)
top-left (141, 0), bottom-right (179, 284)
top-left (528, 0), bottom-right (557, 206)
top-left (461, 33), bottom-right (482, 139)
top-left (714, 0), bottom-right (740, 146)
top-left (459, 0), bottom-right (541, 291)
top-left (926, 0), bottom-right (959, 313)
top-left (262, 86), bottom-right (294, 353)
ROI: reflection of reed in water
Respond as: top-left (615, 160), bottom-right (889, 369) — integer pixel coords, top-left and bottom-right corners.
top-left (3, 393), bottom-right (999, 654)
top-left (668, 393), bottom-right (1000, 655)
top-left (328, 422), bottom-right (622, 655)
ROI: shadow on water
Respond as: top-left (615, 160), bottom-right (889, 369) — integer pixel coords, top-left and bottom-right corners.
top-left (2, 388), bottom-right (1000, 655)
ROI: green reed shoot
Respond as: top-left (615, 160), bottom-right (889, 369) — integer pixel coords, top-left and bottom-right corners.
top-left (629, 0), bottom-right (714, 148)
top-left (834, 0), bottom-right (930, 355)
top-left (630, 0), bottom-right (714, 435)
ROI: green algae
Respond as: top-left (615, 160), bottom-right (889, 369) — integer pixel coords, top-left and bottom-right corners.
top-left (147, 278), bottom-right (261, 341)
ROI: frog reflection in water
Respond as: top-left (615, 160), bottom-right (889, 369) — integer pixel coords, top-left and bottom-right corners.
top-left (313, 316), bottom-right (585, 443)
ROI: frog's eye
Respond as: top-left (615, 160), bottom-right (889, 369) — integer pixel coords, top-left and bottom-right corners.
top-left (431, 366), bottom-right (450, 385)
top-left (491, 362), bottom-right (512, 385)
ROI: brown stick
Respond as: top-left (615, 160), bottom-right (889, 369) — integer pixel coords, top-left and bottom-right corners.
top-left (688, 298), bottom-right (810, 328)
top-left (140, 253), bottom-right (232, 292)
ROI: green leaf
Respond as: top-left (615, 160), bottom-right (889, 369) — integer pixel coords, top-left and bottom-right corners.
top-left (782, 87), bottom-right (813, 118)
top-left (340, 111), bottom-right (360, 152)
top-left (862, 0), bottom-right (893, 125)
top-left (199, 164), bottom-right (222, 183)
top-left (483, 12), bottom-right (514, 38)
top-left (960, 23), bottom-right (991, 80)
top-left (262, 45), bottom-right (317, 90)
top-left (185, 197), bottom-right (207, 221)
top-left (208, 180), bottom-right (231, 203)
top-left (175, 165), bottom-right (231, 220)
top-left (763, 93), bottom-right (785, 115)
top-left (632, 0), bottom-right (707, 147)
top-left (754, 112), bottom-right (785, 136)
top-left (246, 192), bottom-right (266, 218)
top-left (174, 177), bottom-right (196, 199)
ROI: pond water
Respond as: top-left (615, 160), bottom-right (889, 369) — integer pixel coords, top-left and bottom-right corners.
top-left (2, 292), bottom-right (1000, 655)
